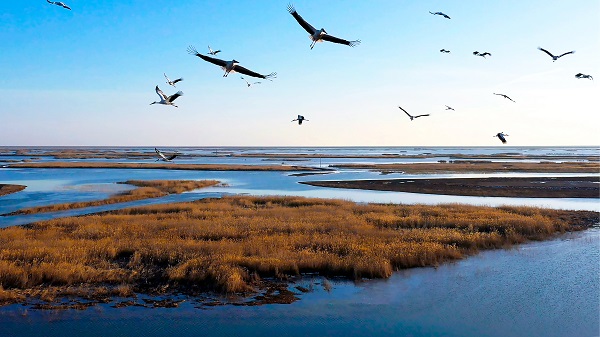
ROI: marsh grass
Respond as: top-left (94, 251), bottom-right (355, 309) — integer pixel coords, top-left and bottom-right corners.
top-left (0, 196), bottom-right (596, 305)
top-left (0, 184), bottom-right (26, 197)
top-left (332, 162), bottom-right (600, 173)
top-left (6, 180), bottom-right (219, 216)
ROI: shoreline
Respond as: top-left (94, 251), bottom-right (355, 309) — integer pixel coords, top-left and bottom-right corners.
top-left (6, 162), bottom-right (327, 171)
top-left (301, 176), bottom-right (600, 198)
top-left (1, 196), bottom-right (597, 309)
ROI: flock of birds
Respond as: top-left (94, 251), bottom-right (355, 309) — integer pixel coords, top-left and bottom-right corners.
top-left (45, 2), bottom-right (594, 150)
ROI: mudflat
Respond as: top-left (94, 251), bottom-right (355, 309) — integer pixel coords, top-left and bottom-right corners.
top-left (301, 176), bottom-right (600, 198)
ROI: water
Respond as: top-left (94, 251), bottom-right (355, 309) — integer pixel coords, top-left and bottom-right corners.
top-left (0, 229), bottom-right (597, 337)
top-left (0, 146), bottom-right (599, 336)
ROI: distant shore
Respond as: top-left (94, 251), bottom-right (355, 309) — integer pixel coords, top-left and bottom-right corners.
top-left (7, 162), bottom-right (327, 172)
top-left (0, 184), bottom-right (26, 197)
top-left (301, 176), bottom-right (600, 198)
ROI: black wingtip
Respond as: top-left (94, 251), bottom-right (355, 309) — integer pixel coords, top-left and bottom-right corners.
top-left (187, 45), bottom-right (199, 56)
top-left (287, 3), bottom-right (296, 14)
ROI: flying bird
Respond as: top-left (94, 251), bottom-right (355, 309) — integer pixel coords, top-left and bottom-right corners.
top-left (473, 51), bottom-right (491, 58)
top-left (188, 45), bottom-right (276, 79)
top-left (445, 105), bottom-right (455, 111)
top-left (494, 132), bottom-right (509, 144)
top-left (537, 47), bottom-right (575, 61)
top-left (292, 115), bottom-right (308, 125)
top-left (47, 0), bottom-right (71, 10)
top-left (241, 76), bottom-right (261, 87)
top-left (493, 93), bottom-right (515, 102)
top-left (164, 73), bottom-right (183, 87)
top-left (429, 11), bottom-right (450, 19)
top-left (155, 148), bottom-right (179, 162)
top-left (440, 49), bottom-right (451, 53)
top-left (398, 106), bottom-right (429, 121)
top-left (207, 45), bottom-right (221, 55)
top-left (149, 86), bottom-right (183, 108)
top-left (287, 4), bottom-right (360, 49)
top-left (575, 73), bottom-right (593, 80)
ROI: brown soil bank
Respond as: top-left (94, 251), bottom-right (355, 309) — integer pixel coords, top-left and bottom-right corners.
top-left (7, 162), bottom-right (324, 171)
top-left (0, 196), bottom-right (597, 307)
top-left (0, 184), bottom-right (26, 197)
top-left (331, 162), bottom-right (600, 174)
top-left (302, 176), bottom-right (600, 198)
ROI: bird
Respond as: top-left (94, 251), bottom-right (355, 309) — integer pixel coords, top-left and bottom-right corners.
top-left (207, 45), bottom-right (221, 55)
top-left (292, 115), bottom-right (308, 125)
top-left (537, 47), bottom-right (575, 61)
top-left (445, 105), bottom-right (455, 111)
top-left (47, 0), bottom-right (71, 10)
top-left (429, 11), bottom-right (450, 19)
top-left (287, 4), bottom-right (361, 49)
top-left (164, 73), bottom-right (183, 87)
top-left (440, 49), bottom-right (451, 53)
top-left (241, 76), bottom-right (261, 87)
top-left (494, 132), bottom-right (509, 144)
top-left (155, 148), bottom-right (179, 162)
top-left (473, 51), bottom-right (492, 58)
top-left (149, 86), bottom-right (183, 108)
top-left (493, 93), bottom-right (515, 102)
top-left (575, 73), bottom-right (593, 80)
top-left (188, 45), bottom-right (276, 79)
top-left (398, 106), bottom-right (429, 121)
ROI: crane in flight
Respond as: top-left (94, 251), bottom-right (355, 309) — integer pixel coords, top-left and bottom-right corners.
top-left (164, 73), bottom-right (183, 88)
top-left (149, 86), bottom-right (183, 108)
top-left (575, 73), bottom-right (593, 80)
top-left (398, 106), bottom-right (429, 121)
top-left (287, 4), bottom-right (360, 49)
top-left (188, 46), bottom-right (276, 79)
top-left (207, 46), bottom-right (221, 55)
top-left (440, 49), bottom-right (451, 53)
top-left (292, 115), bottom-right (308, 125)
top-left (445, 105), bottom-right (455, 111)
top-left (537, 47), bottom-right (575, 61)
top-left (473, 51), bottom-right (492, 58)
top-left (155, 148), bottom-right (179, 162)
top-left (493, 93), bottom-right (515, 102)
top-left (429, 11), bottom-right (451, 19)
top-left (241, 76), bottom-right (261, 87)
top-left (47, 0), bottom-right (71, 10)
top-left (494, 132), bottom-right (509, 144)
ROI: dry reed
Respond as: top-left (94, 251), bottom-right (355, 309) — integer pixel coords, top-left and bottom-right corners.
top-left (0, 196), bottom-right (596, 305)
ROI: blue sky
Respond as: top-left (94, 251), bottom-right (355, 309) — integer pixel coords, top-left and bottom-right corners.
top-left (1, 1), bottom-right (598, 146)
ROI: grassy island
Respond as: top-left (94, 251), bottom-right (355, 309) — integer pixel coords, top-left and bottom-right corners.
top-left (0, 196), bottom-right (596, 307)
top-left (0, 184), bottom-right (26, 197)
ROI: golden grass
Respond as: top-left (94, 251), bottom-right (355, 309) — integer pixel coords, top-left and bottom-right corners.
top-left (0, 184), bottom-right (26, 197)
top-left (331, 161), bottom-right (600, 173)
top-left (7, 162), bottom-right (323, 171)
top-left (0, 196), bottom-right (596, 305)
top-left (6, 180), bottom-right (219, 216)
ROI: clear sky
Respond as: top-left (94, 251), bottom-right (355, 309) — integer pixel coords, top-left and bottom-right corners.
top-left (1, 1), bottom-right (598, 146)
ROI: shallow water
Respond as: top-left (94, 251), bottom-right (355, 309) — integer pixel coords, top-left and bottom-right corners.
top-left (1, 146), bottom-right (599, 336)
top-left (1, 229), bottom-right (597, 337)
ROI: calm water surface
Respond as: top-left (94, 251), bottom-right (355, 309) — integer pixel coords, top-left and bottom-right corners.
top-left (0, 147), bottom-right (598, 336)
